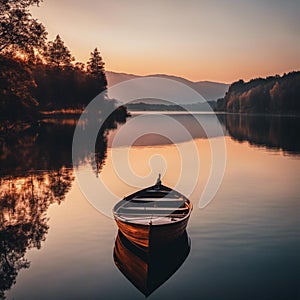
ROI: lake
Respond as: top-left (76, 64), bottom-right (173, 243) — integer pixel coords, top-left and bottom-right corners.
top-left (1, 113), bottom-right (299, 300)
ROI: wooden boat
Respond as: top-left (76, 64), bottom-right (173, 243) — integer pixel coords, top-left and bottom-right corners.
top-left (112, 175), bottom-right (193, 249)
top-left (113, 230), bottom-right (190, 297)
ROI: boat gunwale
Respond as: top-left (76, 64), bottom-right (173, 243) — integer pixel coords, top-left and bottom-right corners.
top-left (115, 211), bottom-right (192, 228)
top-left (112, 183), bottom-right (192, 227)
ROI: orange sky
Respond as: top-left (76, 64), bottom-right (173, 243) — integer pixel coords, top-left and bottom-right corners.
top-left (31, 0), bottom-right (300, 83)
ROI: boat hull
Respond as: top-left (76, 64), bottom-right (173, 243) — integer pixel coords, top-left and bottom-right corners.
top-left (115, 213), bottom-right (191, 249)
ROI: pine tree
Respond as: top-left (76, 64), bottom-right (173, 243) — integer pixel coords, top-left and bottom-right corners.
top-left (44, 35), bottom-right (73, 68)
top-left (87, 48), bottom-right (107, 87)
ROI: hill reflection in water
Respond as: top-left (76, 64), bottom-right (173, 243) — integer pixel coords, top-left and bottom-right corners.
top-left (108, 113), bottom-right (300, 157)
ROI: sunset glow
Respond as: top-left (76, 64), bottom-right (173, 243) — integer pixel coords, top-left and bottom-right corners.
top-left (30, 0), bottom-right (300, 83)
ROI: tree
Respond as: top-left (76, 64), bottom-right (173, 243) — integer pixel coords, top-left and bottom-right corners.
top-left (0, 55), bottom-right (38, 120)
top-left (74, 62), bottom-right (85, 71)
top-left (0, 0), bottom-right (47, 56)
top-left (44, 35), bottom-right (73, 68)
top-left (87, 48), bottom-right (107, 87)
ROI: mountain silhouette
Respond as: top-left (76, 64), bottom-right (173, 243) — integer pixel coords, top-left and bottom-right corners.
top-left (106, 71), bottom-right (229, 103)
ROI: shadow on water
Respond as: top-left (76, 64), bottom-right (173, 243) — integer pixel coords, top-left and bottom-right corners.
top-left (0, 112), bottom-right (127, 299)
top-left (113, 230), bottom-right (191, 297)
top-left (218, 114), bottom-right (300, 156)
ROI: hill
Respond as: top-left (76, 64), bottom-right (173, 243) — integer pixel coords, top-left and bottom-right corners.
top-left (106, 71), bottom-right (229, 103)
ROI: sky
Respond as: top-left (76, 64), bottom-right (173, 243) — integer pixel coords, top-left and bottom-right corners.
top-left (31, 0), bottom-right (300, 83)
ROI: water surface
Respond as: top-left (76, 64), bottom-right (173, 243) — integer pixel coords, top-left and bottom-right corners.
top-left (1, 113), bottom-right (299, 300)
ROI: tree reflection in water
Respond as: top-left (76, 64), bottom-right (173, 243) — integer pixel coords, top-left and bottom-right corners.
top-left (0, 169), bottom-right (73, 300)
top-left (0, 112), bottom-right (127, 299)
top-left (218, 114), bottom-right (300, 156)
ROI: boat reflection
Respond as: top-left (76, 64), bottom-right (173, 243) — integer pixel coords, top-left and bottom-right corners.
top-left (113, 230), bottom-right (191, 297)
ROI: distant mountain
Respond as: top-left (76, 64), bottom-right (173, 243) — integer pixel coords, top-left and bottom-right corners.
top-left (106, 71), bottom-right (229, 103)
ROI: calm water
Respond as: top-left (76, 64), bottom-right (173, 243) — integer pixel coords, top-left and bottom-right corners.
top-left (1, 113), bottom-right (299, 300)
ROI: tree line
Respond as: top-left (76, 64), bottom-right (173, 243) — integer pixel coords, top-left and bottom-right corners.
top-left (216, 71), bottom-right (300, 114)
top-left (0, 0), bottom-right (126, 121)
top-left (126, 101), bottom-right (216, 111)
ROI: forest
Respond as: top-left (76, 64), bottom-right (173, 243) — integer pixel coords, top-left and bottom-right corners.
top-left (216, 71), bottom-right (300, 114)
top-left (0, 0), bottom-right (127, 122)
top-left (126, 101), bottom-right (216, 111)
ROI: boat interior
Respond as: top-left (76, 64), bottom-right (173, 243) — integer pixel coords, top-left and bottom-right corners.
top-left (113, 185), bottom-right (192, 225)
